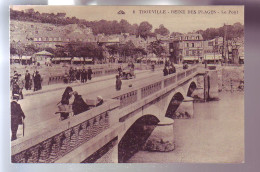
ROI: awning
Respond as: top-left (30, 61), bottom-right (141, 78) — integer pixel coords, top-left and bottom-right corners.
top-left (60, 57), bottom-right (72, 61)
top-left (204, 54), bottom-right (222, 60)
top-left (84, 58), bottom-right (93, 62)
top-left (73, 57), bottom-right (84, 62)
top-left (35, 50), bottom-right (53, 56)
top-left (21, 56), bottom-right (31, 60)
top-left (52, 57), bottom-right (61, 61)
top-left (240, 56), bottom-right (244, 60)
top-left (10, 55), bottom-right (20, 60)
top-left (183, 57), bottom-right (199, 60)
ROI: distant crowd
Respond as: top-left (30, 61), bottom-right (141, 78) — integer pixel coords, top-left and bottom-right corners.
top-left (63, 67), bottom-right (93, 84)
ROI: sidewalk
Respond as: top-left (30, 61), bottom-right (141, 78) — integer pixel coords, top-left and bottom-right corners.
top-left (22, 69), bottom-right (158, 97)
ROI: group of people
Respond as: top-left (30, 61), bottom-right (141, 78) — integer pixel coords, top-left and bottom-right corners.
top-left (11, 70), bottom-right (42, 100)
top-left (59, 86), bottom-right (103, 120)
top-left (163, 63), bottom-right (176, 76)
top-left (65, 67), bottom-right (93, 84)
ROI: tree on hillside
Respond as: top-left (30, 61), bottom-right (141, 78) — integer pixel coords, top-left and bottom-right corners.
top-left (154, 24), bottom-right (170, 36)
top-left (138, 21), bottom-right (153, 40)
top-left (170, 32), bottom-right (182, 37)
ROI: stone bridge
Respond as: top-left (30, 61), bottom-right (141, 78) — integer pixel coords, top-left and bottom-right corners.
top-left (11, 65), bottom-right (215, 163)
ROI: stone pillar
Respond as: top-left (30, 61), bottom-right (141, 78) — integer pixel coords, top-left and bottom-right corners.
top-left (110, 143), bottom-right (119, 163)
top-left (143, 118), bottom-right (175, 152)
top-left (207, 70), bottom-right (219, 99)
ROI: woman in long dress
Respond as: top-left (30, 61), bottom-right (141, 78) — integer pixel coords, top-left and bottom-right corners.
top-left (60, 86), bottom-right (73, 120)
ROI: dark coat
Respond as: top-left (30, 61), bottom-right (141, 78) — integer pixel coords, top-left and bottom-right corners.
top-left (87, 69), bottom-right (93, 79)
top-left (25, 73), bottom-right (30, 81)
top-left (163, 68), bottom-right (168, 76)
top-left (116, 78), bottom-right (122, 90)
top-left (11, 101), bottom-right (25, 126)
top-left (72, 94), bottom-right (89, 115)
top-left (81, 70), bottom-right (88, 80)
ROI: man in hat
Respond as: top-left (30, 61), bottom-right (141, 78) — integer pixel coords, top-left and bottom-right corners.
top-left (11, 95), bottom-right (25, 141)
top-left (25, 70), bottom-right (31, 90)
top-left (87, 67), bottom-right (93, 81)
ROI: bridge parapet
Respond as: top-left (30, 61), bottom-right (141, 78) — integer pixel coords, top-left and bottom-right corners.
top-left (110, 65), bottom-right (199, 109)
top-left (11, 99), bottom-right (120, 163)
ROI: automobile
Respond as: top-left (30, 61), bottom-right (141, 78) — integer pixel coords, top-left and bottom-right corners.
top-left (121, 67), bottom-right (136, 80)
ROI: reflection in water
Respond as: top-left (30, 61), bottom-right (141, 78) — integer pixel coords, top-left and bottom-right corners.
top-left (127, 91), bottom-right (244, 163)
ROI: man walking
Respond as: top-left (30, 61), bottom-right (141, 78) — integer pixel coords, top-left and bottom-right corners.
top-left (11, 96), bottom-right (25, 141)
top-left (87, 67), bottom-right (93, 80)
top-left (25, 70), bottom-right (31, 90)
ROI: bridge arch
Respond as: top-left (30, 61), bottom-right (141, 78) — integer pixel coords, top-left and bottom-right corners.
top-left (118, 114), bottom-right (160, 163)
top-left (187, 81), bottom-right (197, 97)
top-left (164, 92), bottom-right (185, 119)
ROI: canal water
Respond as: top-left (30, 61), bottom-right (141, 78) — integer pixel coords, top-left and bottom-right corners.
top-left (127, 91), bottom-right (244, 163)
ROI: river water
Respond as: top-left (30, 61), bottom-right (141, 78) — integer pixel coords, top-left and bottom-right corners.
top-left (127, 91), bottom-right (244, 163)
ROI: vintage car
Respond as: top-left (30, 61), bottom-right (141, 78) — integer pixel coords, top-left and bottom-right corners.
top-left (121, 67), bottom-right (135, 80)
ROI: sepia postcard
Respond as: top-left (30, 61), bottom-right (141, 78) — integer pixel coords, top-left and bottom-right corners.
top-left (10, 5), bottom-right (244, 163)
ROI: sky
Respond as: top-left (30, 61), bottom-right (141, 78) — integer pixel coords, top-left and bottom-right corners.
top-left (10, 5), bottom-right (244, 33)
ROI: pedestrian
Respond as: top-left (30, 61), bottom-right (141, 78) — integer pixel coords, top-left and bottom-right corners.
top-left (81, 69), bottom-right (87, 83)
top-left (163, 66), bottom-right (168, 76)
top-left (32, 70), bottom-right (37, 91)
top-left (60, 86), bottom-right (74, 120)
top-left (118, 65), bottom-right (122, 77)
top-left (11, 95), bottom-right (25, 141)
top-left (17, 77), bottom-right (24, 99)
top-left (76, 69), bottom-right (81, 81)
top-left (69, 67), bottom-right (73, 83)
top-left (183, 62), bottom-right (188, 69)
top-left (87, 67), bottom-right (93, 80)
top-left (12, 81), bottom-right (20, 99)
top-left (63, 72), bottom-right (69, 84)
top-left (13, 71), bottom-right (19, 81)
top-left (34, 71), bottom-right (42, 91)
top-left (72, 91), bottom-right (89, 115)
top-left (116, 75), bottom-right (122, 91)
top-left (25, 70), bottom-right (31, 90)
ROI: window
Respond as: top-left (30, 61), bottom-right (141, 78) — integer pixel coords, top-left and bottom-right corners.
top-left (208, 42), bottom-right (213, 46)
top-left (196, 36), bottom-right (200, 40)
top-left (186, 50), bottom-right (189, 56)
top-left (49, 38), bottom-right (53, 41)
top-left (185, 36), bottom-right (188, 40)
top-left (192, 43), bottom-right (195, 47)
top-left (54, 38), bottom-right (57, 41)
top-left (39, 37), bottom-right (42, 41)
top-left (186, 43), bottom-right (189, 47)
top-left (59, 37), bottom-right (62, 41)
top-left (192, 50), bottom-right (196, 56)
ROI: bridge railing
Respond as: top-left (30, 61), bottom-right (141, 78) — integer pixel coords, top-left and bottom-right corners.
top-left (111, 65), bottom-right (199, 109)
top-left (11, 99), bottom-right (120, 163)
